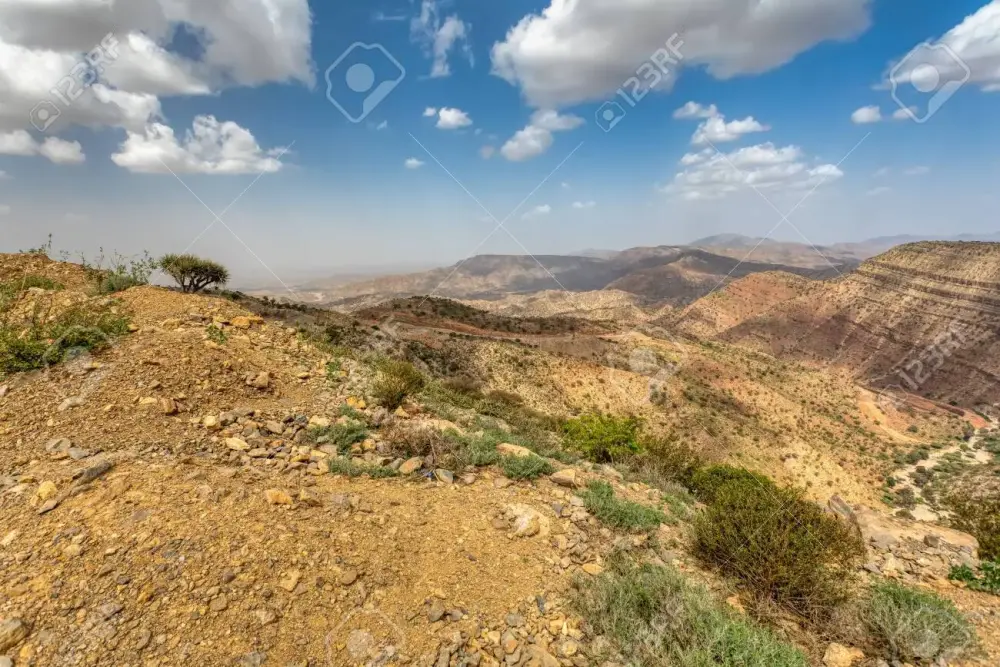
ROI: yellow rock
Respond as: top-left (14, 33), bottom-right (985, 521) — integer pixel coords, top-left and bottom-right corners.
top-left (230, 316), bottom-right (252, 329)
top-left (581, 563), bottom-right (603, 576)
top-left (265, 489), bottom-right (293, 505)
top-left (37, 481), bottom-right (57, 501)
top-left (226, 438), bottom-right (250, 451)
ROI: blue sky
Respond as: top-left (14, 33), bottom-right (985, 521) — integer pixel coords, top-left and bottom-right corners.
top-left (1, 0), bottom-right (999, 286)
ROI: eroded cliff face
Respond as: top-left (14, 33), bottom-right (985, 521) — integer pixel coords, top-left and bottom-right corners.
top-left (674, 242), bottom-right (1000, 406)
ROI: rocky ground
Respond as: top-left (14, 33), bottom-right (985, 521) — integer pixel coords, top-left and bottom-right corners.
top-left (2, 254), bottom-right (1000, 666)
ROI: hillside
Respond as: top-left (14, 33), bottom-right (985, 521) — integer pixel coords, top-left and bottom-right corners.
top-left (2, 251), bottom-right (1000, 666)
top-left (295, 247), bottom-right (854, 312)
top-left (671, 242), bottom-right (1000, 406)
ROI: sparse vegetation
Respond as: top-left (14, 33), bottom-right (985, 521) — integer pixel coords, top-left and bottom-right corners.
top-left (579, 481), bottom-right (665, 532)
top-left (572, 555), bottom-right (808, 667)
top-left (500, 454), bottom-right (553, 480)
top-left (83, 250), bottom-right (158, 294)
top-left (206, 324), bottom-right (228, 345)
top-left (693, 469), bottom-right (865, 618)
top-left (306, 421), bottom-right (369, 454)
top-left (862, 581), bottom-right (975, 663)
top-left (689, 464), bottom-right (776, 503)
top-left (159, 254), bottom-right (230, 293)
top-left (947, 493), bottom-right (1000, 560)
top-left (949, 561), bottom-right (1000, 595)
top-left (370, 356), bottom-right (425, 410)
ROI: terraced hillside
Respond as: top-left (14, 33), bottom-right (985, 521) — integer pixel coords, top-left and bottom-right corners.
top-left (670, 242), bottom-right (1000, 406)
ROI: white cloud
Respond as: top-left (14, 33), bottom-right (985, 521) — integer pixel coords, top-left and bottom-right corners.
top-left (867, 186), bottom-right (891, 196)
top-left (0, 0), bottom-right (313, 134)
top-left (884, 1), bottom-right (1000, 93)
top-left (904, 166), bottom-right (930, 176)
top-left (691, 113), bottom-right (769, 145)
top-left (479, 146), bottom-right (495, 159)
top-left (0, 204), bottom-right (10, 215)
top-left (501, 109), bottom-right (583, 161)
top-left (522, 204), bottom-right (551, 219)
top-left (404, 157), bottom-right (425, 169)
top-left (492, 0), bottom-right (872, 107)
top-left (39, 137), bottom-right (85, 164)
top-left (411, 0), bottom-right (472, 78)
top-left (423, 107), bottom-right (439, 117)
top-left (851, 105), bottom-right (882, 124)
top-left (572, 201), bottom-right (596, 209)
top-left (674, 102), bottom-right (718, 119)
top-left (665, 141), bottom-right (843, 200)
top-left (436, 107), bottom-right (472, 129)
top-left (892, 106), bottom-right (916, 120)
top-left (0, 130), bottom-right (85, 163)
top-left (111, 115), bottom-right (284, 175)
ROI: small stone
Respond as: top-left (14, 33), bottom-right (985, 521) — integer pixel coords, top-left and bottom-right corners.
top-left (265, 489), bottom-right (293, 506)
top-left (58, 396), bottom-right (84, 412)
top-left (265, 421), bottom-right (284, 435)
top-left (549, 469), bottom-right (580, 489)
top-left (501, 631), bottom-right (518, 654)
top-left (558, 640), bottom-right (579, 658)
top-left (37, 481), bottom-right (57, 501)
top-left (279, 570), bottom-right (301, 592)
top-left (226, 438), bottom-right (250, 452)
top-left (497, 443), bottom-right (533, 458)
top-left (340, 569), bottom-right (358, 586)
top-left (924, 534), bottom-right (941, 548)
top-left (250, 372), bottom-right (271, 390)
top-left (63, 543), bottom-right (84, 557)
top-left (231, 316), bottom-right (253, 329)
top-left (0, 618), bottom-right (29, 653)
top-left (309, 416), bottom-right (331, 428)
top-left (210, 595), bottom-right (229, 612)
top-left (37, 499), bottom-right (59, 515)
top-left (399, 457), bottom-right (424, 475)
top-left (160, 398), bottom-right (179, 415)
top-left (98, 602), bottom-right (124, 620)
top-left (428, 600), bottom-right (446, 622)
top-left (298, 489), bottom-right (321, 506)
top-left (581, 563), bottom-right (603, 576)
top-left (203, 415), bottom-right (221, 431)
top-left (822, 643), bottom-right (864, 667)
top-left (434, 469), bottom-right (454, 484)
top-left (505, 614), bottom-right (524, 628)
top-left (254, 609), bottom-right (278, 626)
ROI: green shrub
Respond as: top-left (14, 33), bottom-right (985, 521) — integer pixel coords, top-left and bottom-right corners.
top-left (370, 357), bottom-right (425, 410)
top-left (620, 437), bottom-right (703, 491)
top-left (0, 306), bottom-right (130, 374)
top-left (949, 561), bottom-right (1000, 595)
top-left (572, 555), bottom-right (807, 667)
top-left (693, 474), bottom-right (864, 618)
top-left (947, 494), bottom-right (1000, 560)
top-left (580, 481), bottom-right (666, 532)
top-left (500, 454), bottom-right (554, 480)
top-left (862, 581), bottom-right (975, 662)
top-left (690, 465), bottom-right (776, 503)
top-left (562, 414), bottom-right (643, 463)
top-left (88, 251), bottom-right (157, 294)
top-left (0, 275), bottom-right (64, 312)
top-left (159, 253), bottom-right (230, 293)
top-left (306, 422), bottom-right (369, 454)
top-left (206, 324), bottom-right (228, 345)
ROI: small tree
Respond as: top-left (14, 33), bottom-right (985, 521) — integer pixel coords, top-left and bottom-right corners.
top-left (159, 254), bottom-right (229, 293)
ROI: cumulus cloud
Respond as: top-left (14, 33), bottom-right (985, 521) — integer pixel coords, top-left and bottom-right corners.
top-left (851, 105), bottom-right (882, 124)
top-left (500, 109), bottom-right (583, 161)
top-left (522, 204), bottom-right (551, 219)
top-left (492, 0), bottom-right (872, 107)
top-left (111, 115), bottom-right (284, 174)
top-left (0, 130), bottom-right (85, 163)
top-left (572, 201), bottom-right (596, 209)
top-left (423, 107), bottom-right (439, 117)
top-left (411, 0), bottom-right (472, 78)
top-left (691, 113), bottom-right (769, 145)
top-left (884, 1), bottom-right (1000, 93)
top-left (436, 107), bottom-right (473, 129)
top-left (673, 102), bottom-right (718, 119)
top-left (0, 0), bottom-right (312, 139)
top-left (404, 157), bottom-right (425, 169)
top-left (664, 141), bottom-right (843, 200)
